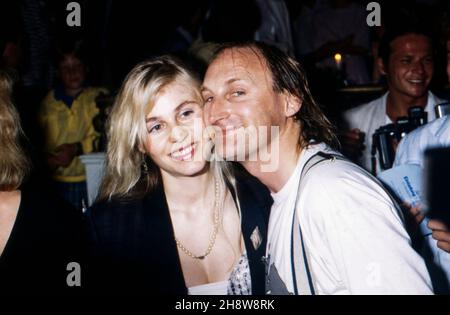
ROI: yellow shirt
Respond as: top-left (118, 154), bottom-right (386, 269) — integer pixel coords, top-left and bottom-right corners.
top-left (39, 87), bottom-right (108, 183)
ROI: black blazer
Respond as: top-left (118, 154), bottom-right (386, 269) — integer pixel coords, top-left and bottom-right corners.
top-left (84, 173), bottom-right (272, 295)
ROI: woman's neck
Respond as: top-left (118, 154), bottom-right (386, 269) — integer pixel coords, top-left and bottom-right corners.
top-left (161, 169), bottom-right (216, 217)
top-left (0, 190), bottom-right (21, 256)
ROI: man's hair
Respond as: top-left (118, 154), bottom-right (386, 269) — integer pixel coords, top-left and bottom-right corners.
top-left (212, 41), bottom-right (339, 150)
top-left (0, 71), bottom-right (30, 191)
top-left (378, 25), bottom-right (435, 67)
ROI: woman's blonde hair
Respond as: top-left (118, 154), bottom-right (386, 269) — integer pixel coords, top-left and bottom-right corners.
top-left (98, 56), bottom-right (236, 202)
top-left (0, 71), bottom-right (30, 191)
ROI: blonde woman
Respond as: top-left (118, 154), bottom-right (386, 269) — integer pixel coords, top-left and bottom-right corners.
top-left (85, 56), bottom-right (271, 295)
top-left (0, 71), bottom-right (82, 295)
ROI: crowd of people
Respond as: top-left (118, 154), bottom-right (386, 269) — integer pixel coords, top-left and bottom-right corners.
top-left (1, 0), bottom-right (450, 296)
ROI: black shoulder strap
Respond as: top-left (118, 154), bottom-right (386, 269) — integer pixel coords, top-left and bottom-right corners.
top-left (290, 152), bottom-right (343, 295)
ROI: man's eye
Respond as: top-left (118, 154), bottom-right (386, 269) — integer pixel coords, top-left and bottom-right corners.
top-left (401, 59), bottom-right (411, 64)
top-left (232, 90), bottom-right (245, 97)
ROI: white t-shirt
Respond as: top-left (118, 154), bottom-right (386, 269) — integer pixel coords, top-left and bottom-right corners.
top-left (266, 142), bottom-right (433, 294)
top-left (343, 91), bottom-right (442, 174)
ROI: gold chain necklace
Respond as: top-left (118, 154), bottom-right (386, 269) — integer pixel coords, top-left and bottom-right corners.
top-left (174, 179), bottom-right (221, 260)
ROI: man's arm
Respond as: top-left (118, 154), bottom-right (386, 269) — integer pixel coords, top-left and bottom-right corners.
top-left (300, 162), bottom-right (433, 294)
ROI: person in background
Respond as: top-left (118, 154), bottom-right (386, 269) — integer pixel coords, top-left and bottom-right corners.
top-left (393, 30), bottom-right (450, 294)
top-left (342, 25), bottom-right (444, 175)
top-left (38, 41), bottom-right (107, 211)
top-left (0, 70), bottom-right (82, 295)
top-left (254, 0), bottom-right (295, 56)
top-left (309, 0), bottom-right (371, 85)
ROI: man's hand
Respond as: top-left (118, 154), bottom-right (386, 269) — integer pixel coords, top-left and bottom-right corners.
top-left (339, 128), bottom-right (365, 161)
top-left (428, 220), bottom-right (450, 253)
top-left (405, 204), bottom-right (450, 253)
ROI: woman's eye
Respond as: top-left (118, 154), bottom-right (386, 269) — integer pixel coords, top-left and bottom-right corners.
top-left (400, 59), bottom-right (411, 64)
top-left (148, 123), bottom-right (163, 134)
top-left (180, 110), bottom-right (194, 119)
top-left (204, 96), bottom-right (213, 103)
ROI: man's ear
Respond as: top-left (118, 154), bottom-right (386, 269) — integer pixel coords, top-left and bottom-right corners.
top-left (284, 93), bottom-right (302, 118)
top-left (377, 57), bottom-right (387, 76)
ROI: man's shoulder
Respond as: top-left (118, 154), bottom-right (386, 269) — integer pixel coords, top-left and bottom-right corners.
top-left (343, 94), bottom-right (386, 124)
top-left (411, 115), bottom-right (448, 139)
top-left (302, 155), bottom-right (366, 185)
top-left (395, 115), bottom-right (450, 166)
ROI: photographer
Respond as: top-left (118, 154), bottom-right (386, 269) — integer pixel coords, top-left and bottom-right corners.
top-left (342, 26), bottom-right (443, 174)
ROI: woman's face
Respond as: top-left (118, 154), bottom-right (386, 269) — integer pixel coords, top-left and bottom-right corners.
top-left (143, 81), bottom-right (211, 178)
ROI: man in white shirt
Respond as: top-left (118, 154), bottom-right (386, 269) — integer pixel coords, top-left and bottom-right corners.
top-left (342, 27), bottom-right (443, 175)
top-left (202, 41), bottom-right (433, 294)
top-left (394, 115), bottom-right (450, 168)
top-left (393, 116), bottom-right (450, 294)
top-left (392, 35), bottom-right (450, 294)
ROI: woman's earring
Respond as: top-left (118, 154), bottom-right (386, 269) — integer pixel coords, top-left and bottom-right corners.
top-left (142, 157), bottom-right (149, 175)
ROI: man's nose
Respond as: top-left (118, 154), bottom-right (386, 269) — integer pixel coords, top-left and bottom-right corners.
top-left (206, 97), bottom-right (230, 125)
top-left (412, 60), bottom-right (426, 74)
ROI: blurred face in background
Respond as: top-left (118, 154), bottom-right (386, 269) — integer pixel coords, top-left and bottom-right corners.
top-left (381, 33), bottom-right (434, 99)
top-left (58, 54), bottom-right (86, 92)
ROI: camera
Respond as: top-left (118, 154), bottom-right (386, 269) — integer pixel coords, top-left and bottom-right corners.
top-left (371, 106), bottom-right (427, 174)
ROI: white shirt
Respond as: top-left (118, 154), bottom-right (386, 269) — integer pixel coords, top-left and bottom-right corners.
top-left (266, 143), bottom-right (433, 294)
top-left (393, 115), bottom-right (450, 294)
top-left (343, 91), bottom-right (442, 174)
top-left (394, 115), bottom-right (450, 168)
top-left (188, 281), bottom-right (228, 295)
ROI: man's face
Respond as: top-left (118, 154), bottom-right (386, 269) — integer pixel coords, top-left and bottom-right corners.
top-left (383, 33), bottom-right (434, 99)
top-left (446, 40), bottom-right (450, 82)
top-left (202, 48), bottom-right (285, 160)
top-left (59, 54), bottom-right (86, 91)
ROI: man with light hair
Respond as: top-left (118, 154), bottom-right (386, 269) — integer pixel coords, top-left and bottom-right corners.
top-left (202, 41), bottom-right (433, 294)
